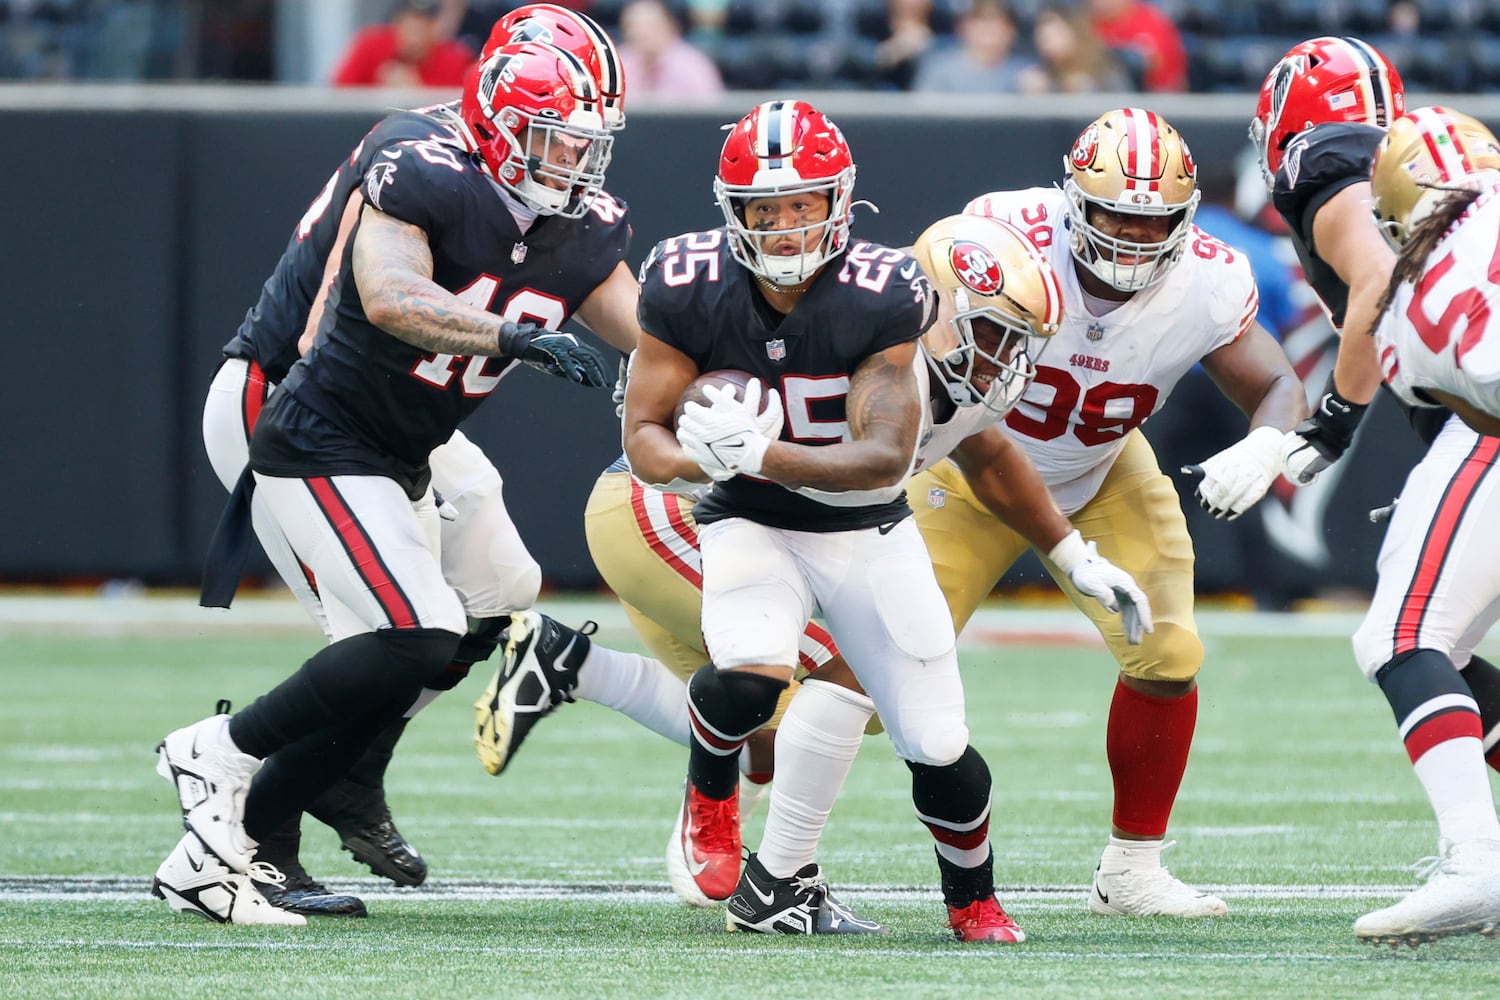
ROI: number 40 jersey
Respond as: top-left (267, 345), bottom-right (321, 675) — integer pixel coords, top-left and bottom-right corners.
top-left (964, 187), bottom-right (1260, 515)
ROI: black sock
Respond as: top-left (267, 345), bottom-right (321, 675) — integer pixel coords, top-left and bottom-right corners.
top-left (1460, 655), bottom-right (1500, 767)
top-left (686, 665), bottom-right (786, 799)
top-left (934, 846), bottom-right (995, 909)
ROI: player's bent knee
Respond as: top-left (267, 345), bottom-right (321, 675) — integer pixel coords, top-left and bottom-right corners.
top-left (377, 627), bottom-right (464, 686)
top-left (492, 557), bottom-right (542, 613)
top-left (1120, 621), bottom-right (1202, 683)
top-left (891, 720), bottom-right (970, 767)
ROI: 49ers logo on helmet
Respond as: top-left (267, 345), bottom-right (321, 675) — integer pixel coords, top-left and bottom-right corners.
top-left (1070, 125), bottom-right (1099, 169)
top-left (950, 241), bottom-right (1003, 295)
top-left (1180, 138), bottom-right (1197, 178)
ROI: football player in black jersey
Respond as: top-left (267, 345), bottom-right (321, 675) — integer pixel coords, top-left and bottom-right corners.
top-left (201, 6), bottom-right (648, 917)
top-left (625, 100), bottom-right (1021, 942)
top-left (1254, 39), bottom-right (1500, 945)
top-left (153, 42), bottom-right (632, 926)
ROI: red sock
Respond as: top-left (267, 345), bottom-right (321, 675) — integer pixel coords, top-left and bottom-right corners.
top-left (1106, 679), bottom-right (1197, 838)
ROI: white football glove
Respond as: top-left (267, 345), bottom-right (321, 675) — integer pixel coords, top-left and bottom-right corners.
top-left (1182, 426), bottom-right (1284, 521)
top-left (676, 380), bottom-right (783, 481)
top-left (1047, 530), bottom-right (1154, 646)
top-left (611, 352), bottom-right (634, 421)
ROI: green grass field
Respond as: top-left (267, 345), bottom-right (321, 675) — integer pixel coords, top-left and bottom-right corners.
top-left (3, 594), bottom-right (1498, 998)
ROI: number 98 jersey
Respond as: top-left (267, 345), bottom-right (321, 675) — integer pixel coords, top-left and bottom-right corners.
top-left (638, 228), bottom-right (937, 532)
top-left (963, 187), bottom-right (1259, 515)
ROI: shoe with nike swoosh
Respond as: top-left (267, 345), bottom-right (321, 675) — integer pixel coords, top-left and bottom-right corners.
top-left (726, 852), bottom-right (884, 935)
top-left (474, 611), bottom-right (594, 777)
top-left (152, 832), bottom-right (306, 926)
top-left (667, 780), bottom-right (741, 903)
top-left (155, 713), bottom-right (261, 873)
top-left (1088, 839), bottom-right (1227, 917)
top-left (946, 894), bottom-right (1026, 942)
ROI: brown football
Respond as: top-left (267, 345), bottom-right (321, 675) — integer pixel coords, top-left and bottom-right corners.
top-left (674, 369), bottom-right (766, 425)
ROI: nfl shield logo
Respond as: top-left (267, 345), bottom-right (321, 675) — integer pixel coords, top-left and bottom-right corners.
top-left (510, 242), bottom-right (528, 265)
top-left (766, 339), bottom-right (786, 361)
top-left (1086, 322), bottom-right (1105, 342)
top-left (927, 488), bottom-right (946, 509)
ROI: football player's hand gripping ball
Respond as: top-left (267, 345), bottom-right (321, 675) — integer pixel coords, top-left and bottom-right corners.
top-left (1182, 425), bottom-right (1284, 520)
top-left (1047, 530), bottom-right (1154, 645)
top-left (676, 380), bottom-right (784, 481)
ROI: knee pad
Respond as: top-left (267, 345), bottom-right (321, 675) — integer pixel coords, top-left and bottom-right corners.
top-left (1119, 621), bottom-right (1203, 683)
top-left (892, 718), bottom-right (970, 767)
top-left (688, 665), bottom-right (789, 741)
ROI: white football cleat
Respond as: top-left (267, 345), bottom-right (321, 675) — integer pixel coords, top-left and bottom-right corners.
top-left (155, 714), bottom-right (261, 873)
top-left (152, 832), bottom-right (306, 926)
top-left (1355, 838), bottom-right (1500, 947)
top-left (1089, 839), bottom-right (1227, 918)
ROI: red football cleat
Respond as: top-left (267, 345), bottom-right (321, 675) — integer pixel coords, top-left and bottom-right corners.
top-left (947, 895), bottom-right (1027, 943)
top-left (669, 781), bottom-right (742, 902)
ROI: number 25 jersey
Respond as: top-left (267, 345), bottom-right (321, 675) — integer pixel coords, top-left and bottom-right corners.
top-left (964, 187), bottom-right (1259, 515)
top-left (637, 229), bottom-right (937, 532)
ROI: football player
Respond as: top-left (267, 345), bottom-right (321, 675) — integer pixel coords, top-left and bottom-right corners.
top-left (553, 215), bottom-right (1150, 924)
top-left (1336, 104), bottom-right (1500, 944)
top-left (156, 42), bottom-right (631, 926)
top-left (199, 7), bottom-right (685, 919)
top-left (930, 107), bottom-right (1309, 918)
top-left (1255, 41), bottom-right (1500, 945)
top-left (623, 100), bottom-right (1132, 942)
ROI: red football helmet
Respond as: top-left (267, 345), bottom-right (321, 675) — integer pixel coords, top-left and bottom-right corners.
top-left (1251, 36), bottom-right (1404, 185)
top-left (483, 4), bottom-right (626, 130)
top-left (714, 100), bottom-right (857, 286)
top-left (460, 41), bottom-right (613, 218)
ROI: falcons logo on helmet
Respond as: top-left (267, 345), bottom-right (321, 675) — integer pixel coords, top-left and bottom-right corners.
top-left (950, 241), bottom-right (1003, 295)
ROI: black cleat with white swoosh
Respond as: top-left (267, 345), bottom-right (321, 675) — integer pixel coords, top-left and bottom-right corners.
top-left (726, 852), bottom-right (884, 935)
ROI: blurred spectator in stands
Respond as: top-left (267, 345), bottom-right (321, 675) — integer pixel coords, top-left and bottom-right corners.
top-left (332, 0), bottom-right (476, 88)
top-left (1086, 0), bottom-right (1186, 92)
top-left (618, 0), bottom-right (723, 102)
top-left (912, 0), bottom-right (1037, 94)
top-left (685, 0), bottom-right (731, 41)
top-left (1017, 3), bottom-right (1131, 94)
top-left (1387, 0), bottom-right (1421, 37)
top-left (873, 0), bottom-right (938, 91)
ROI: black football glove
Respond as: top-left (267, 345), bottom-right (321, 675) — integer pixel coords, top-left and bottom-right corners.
top-left (1280, 375), bottom-right (1368, 485)
top-left (496, 321), bottom-right (609, 388)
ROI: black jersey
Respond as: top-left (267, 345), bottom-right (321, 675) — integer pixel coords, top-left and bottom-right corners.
top-left (1272, 121), bottom-right (1448, 443)
top-left (223, 104), bottom-right (469, 383)
top-left (1271, 122), bottom-right (1383, 329)
top-left (638, 230), bottom-right (936, 532)
top-left (251, 137), bottom-right (630, 498)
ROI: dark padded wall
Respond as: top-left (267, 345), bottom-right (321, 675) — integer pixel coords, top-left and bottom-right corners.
top-left (0, 106), bottom-right (1421, 591)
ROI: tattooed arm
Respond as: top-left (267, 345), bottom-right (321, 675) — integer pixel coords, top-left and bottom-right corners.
top-left (758, 342), bottom-right (922, 491)
top-left (353, 204), bottom-right (516, 356)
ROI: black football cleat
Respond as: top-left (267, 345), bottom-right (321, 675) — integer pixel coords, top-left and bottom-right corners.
top-left (306, 779), bottom-right (427, 887)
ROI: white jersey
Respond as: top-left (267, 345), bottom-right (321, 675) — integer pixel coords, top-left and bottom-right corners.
top-left (964, 187), bottom-right (1260, 514)
top-left (1375, 184), bottom-right (1500, 420)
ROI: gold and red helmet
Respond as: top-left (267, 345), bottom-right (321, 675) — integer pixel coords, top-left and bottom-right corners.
top-left (714, 99), bottom-right (857, 286)
top-left (1062, 108), bottom-right (1200, 292)
top-left (912, 214), bottom-right (1063, 414)
top-left (483, 4), bottom-right (626, 130)
top-left (1372, 105), bottom-right (1500, 249)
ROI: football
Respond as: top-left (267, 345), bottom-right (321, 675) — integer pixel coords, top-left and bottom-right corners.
top-left (673, 369), bottom-right (766, 425)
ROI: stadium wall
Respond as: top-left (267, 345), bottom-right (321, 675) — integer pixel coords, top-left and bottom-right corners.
top-left (0, 88), bottom-right (1438, 595)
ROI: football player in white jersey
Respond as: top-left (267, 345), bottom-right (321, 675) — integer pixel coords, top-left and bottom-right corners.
top-left (1342, 105), bottom-right (1500, 945)
top-left (912, 107), bottom-right (1310, 918)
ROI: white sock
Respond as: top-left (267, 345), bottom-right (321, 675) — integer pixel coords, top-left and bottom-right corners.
top-left (1413, 736), bottom-right (1500, 844)
top-left (571, 643), bottom-right (690, 747)
top-left (1099, 835), bottom-right (1165, 872)
top-left (756, 679), bottom-right (875, 878)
